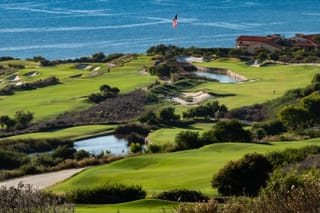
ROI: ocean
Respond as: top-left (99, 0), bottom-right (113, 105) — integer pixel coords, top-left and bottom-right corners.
top-left (0, 0), bottom-right (320, 59)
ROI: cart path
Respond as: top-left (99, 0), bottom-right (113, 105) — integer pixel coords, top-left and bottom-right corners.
top-left (0, 167), bottom-right (86, 190)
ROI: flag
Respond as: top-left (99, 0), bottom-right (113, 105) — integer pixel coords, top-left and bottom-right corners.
top-left (172, 14), bottom-right (178, 28)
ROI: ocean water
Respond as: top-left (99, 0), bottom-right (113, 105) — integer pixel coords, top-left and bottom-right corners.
top-left (0, 0), bottom-right (320, 59)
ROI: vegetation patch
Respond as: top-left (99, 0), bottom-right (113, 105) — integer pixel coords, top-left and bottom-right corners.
top-left (156, 189), bottom-right (209, 202)
top-left (66, 183), bottom-right (146, 204)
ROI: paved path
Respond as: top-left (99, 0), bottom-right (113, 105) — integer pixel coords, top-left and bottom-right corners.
top-left (0, 168), bottom-right (86, 190)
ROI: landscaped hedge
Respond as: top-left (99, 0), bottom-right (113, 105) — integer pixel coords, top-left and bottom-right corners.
top-left (156, 189), bottom-right (209, 202)
top-left (65, 183), bottom-right (146, 204)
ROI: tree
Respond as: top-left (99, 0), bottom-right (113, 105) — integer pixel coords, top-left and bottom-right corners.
top-left (209, 120), bottom-right (251, 142)
top-left (278, 106), bottom-right (310, 132)
top-left (159, 107), bottom-right (180, 124)
top-left (252, 127), bottom-right (266, 142)
top-left (300, 93), bottom-right (320, 123)
top-left (14, 110), bottom-right (34, 129)
top-left (175, 131), bottom-right (200, 150)
top-left (212, 153), bottom-right (272, 196)
top-left (0, 115), bottom-right (15, 131)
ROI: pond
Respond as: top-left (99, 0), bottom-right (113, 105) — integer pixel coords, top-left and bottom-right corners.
top-left (74, 135), bottom-right (129, 155)
top-left (195, 71), bottom-right (240, 83)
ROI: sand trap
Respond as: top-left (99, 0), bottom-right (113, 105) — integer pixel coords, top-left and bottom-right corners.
top-left (7, 75), bottom-right (21, 81)
top-left (85, 65), bottom-right (92, 70)
top-left (76, 64), bottom-right (88, 70)
top-left (70, 74), bottom-right (83, 78)
top-left (106, 62), bottom-right (116, 67)
top-left (171, 91), bottom-right (212, 105)
top-left (139, 68), bottom-right (149, 75)
top-left (177, 56), bottom-right (210, 63)
top-left (93, 67), bottom-right (101, 71)
top-left (24, 71), bottom-right (39, 77)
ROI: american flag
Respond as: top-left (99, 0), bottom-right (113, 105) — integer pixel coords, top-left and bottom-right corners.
top-left (172, 14), bottom-right (178, 28)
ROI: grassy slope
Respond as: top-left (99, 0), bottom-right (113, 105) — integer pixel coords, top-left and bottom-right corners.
top-left (0, 125), bottom-right (116, 141)
top-left (51, 139), bottom-right (320, 197)
top-left (148, 122), bottom-right (213, 145)
top-left (0, 56), bottom-right (156, 121)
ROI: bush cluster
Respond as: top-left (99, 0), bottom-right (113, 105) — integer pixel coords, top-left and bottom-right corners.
top-left (0, 76), bottom-right (60, 95)
top-left (212, 153), bottom-right (272, 196)
top-left (156, 189), bottom-right (209, 202)
top-left (174, 120), bottom-right (252, 151)
top-left (66, 183), bottom-right (146, 204)
top-left (0, 183), bottom-right (73, 212)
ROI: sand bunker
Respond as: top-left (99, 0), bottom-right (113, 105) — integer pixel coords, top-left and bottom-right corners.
top-left (76, 64), bottom-right (88, 70)
top-left (177, 56), bottom-right (210, 63)
top-left (93, 67), bottom-right (101, 71)
top-left (7, 75), bottom-right (21, 81)
top-left (24, 71), bottom-right (39, 77)
top-left (106, 62), bottom-right (116, 67)
top-left (171, 91), bottom-right (212, 105)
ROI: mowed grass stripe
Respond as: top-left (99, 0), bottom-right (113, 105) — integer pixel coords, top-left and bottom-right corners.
top-left (50, 139), bottom-right (320, 197)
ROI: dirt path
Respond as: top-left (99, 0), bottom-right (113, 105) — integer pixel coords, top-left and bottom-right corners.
top-left (0, 168), bottom-right (86, 190)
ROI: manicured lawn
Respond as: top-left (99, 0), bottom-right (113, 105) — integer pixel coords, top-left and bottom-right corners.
top-left (192, 60), bottom-right (320, 109)
top-left (51, 138), bottom-right (320, 197)
top-left (0, 125), bottom-right (116, 141)
top-left (148, 122), bottom-right (213, 145)
top-left (0, 55), bottom-right (157, 121)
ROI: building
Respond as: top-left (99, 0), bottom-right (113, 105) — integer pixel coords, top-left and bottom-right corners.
top-left (288, 34), bottom-right (320, 48)
top-left (236, 35), bottom-right (283, 53)
top-left (236, 33), bottom-right (320, 53)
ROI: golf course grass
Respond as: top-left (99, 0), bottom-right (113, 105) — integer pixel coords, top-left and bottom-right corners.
top-left (51, 138), bottom-right (320, 197)
top-left (0, 125), bottom-right (116, 141)
top-left (47, 138), bottom-right (320, 212)
top-left (0, 55), bottom-right (157, 121)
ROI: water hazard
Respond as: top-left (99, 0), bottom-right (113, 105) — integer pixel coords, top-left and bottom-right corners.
top-left (195, 71), bottom-right (239, 83)
top-left (74, 135), bottom-right (129, 155)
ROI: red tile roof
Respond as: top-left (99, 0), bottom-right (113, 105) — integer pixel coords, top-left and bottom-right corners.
top-left (236, 36), bottom-right (282, 49)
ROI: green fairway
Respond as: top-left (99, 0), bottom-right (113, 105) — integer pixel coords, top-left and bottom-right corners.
top-left (51, 138), bottom-right (320, 197)
top-left (0, 55), bottom-right (157, 121)
top-left (0, 125), bottom-right (116, 141)
top-left (148, 122), bottom-right (213, 145)
top-left (76, 199), bottom-right (177, 213)
top-left (193, 60), bottom-right (320, 109)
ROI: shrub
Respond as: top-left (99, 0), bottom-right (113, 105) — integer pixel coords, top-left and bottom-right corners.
top-left (253, 169), bottom-right (320, 213)
top-left (266, 145), bottom-right (320, 167)
top-left (202, 120), bottom-right (251, 143)
top-left (156, 189), bottom-right (209, 202)
top-left (212, 153), bottom-right (272, 196)
top-left (0, 149), bottom-right (29, 170)
top-left (175, 131), bottom-right (201, 150)
top-left (175, 199), bottom-right (218, 213)
top-left (66, 183), bottom-right (146, 204)
top-left (0, 183), bottom-right (73, 212)
top-left (114, 124), bottom-right (150, 137)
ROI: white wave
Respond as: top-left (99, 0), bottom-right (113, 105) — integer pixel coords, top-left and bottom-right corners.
top-left (0, 2), bottom-right (110, 17)
top-left (0, 37), bottom-right (175, 52)
top-left (193, 22), bottom-right (254, 31)
top-left (0, 20), bottom-right (169, 33)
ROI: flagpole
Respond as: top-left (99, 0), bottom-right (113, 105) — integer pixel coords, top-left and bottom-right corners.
top-left (176, 26), bottom-right (179, 47)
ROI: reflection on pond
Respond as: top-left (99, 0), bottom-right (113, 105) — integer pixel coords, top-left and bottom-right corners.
top-left (74, 135), bottom-right (129, 155)
top-left (195, 72), bottom-right (239, 83)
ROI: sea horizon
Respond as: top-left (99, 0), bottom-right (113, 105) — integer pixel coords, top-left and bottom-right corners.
top-left (1, 0), bottom-right (320, 59)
